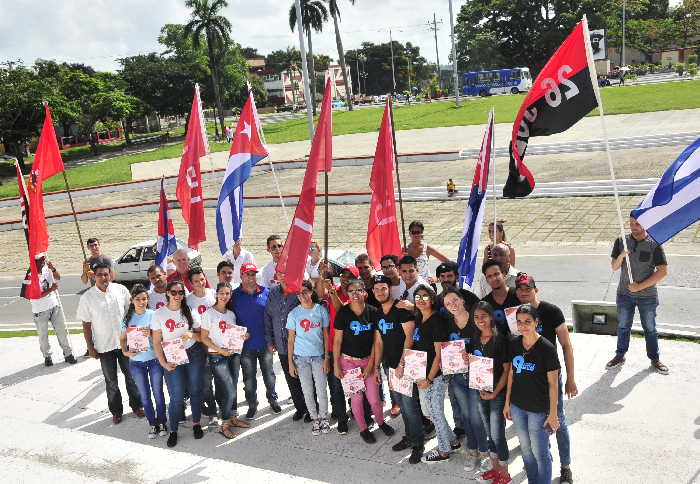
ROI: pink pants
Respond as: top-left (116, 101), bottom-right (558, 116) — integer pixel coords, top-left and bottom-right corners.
top-left (340, 356), bottom-right (385, 431)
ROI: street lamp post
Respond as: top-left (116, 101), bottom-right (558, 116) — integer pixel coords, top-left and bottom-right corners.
top-left (622, 0), bottom-right (626, 67)
top-left (449, 0), bottom-right (461, 107)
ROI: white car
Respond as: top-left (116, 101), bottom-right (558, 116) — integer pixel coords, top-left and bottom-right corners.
top-left (114, 240), bottom-right (202, 283)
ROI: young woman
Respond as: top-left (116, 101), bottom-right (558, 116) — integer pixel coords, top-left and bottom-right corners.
top-left (152, 280), bottom-right (204, 448)
top-left (403, 220), bottom-right (449, 281)
top-left (471, 301), bottom-right (512, 484)
top-left (200, 282), bottom-right (252, 440)
top-left (333, 279), bottom-right (395, 443)
top-left (504, 304), bottom-right (561, 484)
top-left (287, 280), bottom-right (331, 436)
top-left (119, 284), bottom-right (167, 439)
top-left (411, 285), bottom-right (460, 463)
top-left (483, 221), bottom-right (516, 266)
top-left (441, 289), bottom-right (489, 470)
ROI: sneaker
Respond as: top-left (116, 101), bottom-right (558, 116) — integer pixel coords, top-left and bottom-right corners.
top-left (392, 436), bottom-right (412, 451)
top-left (65, 355), bottom-right (77, 364)
top-left (476, 469), bottom-right (500, 483)
top-left (246, 404), bottom-right (257, 419)
top-left (148, 425), bottom-right (158, 439)
top-left (193, 424), bottom-right (204, 439)
top-left (312, 419), bottom-right (322, 436)
top-left (424, 422), bottom-right (436, 440)
top-left (651, 360), bottom-right (669, 375)
top-left (167, 431), bottom-right (178, 447)
top-left (320, 418), bottom-right (331, 434)
top-left (337, 419), bottom-right (349, 435)
top-left (464, 454), bottom-right (481, 471)
top-left (409, 447), bottom-right (424, 464)
top-left (44, 356), bottom-right (53, 367)
top-left (360, 429), bottom-right (376, 444)
top-left (159, 424), bottom-right (168, 437)
top-left (304, 413), bottom-right (312, 423)
top-left (365, 417), bottom-right (375, 429)
top-left (422, 449), bottom-right (450, 463)
top-left (269, 400), bottom-right (282, 414)
top-left (560, 467), bottom-right (574, 484)
top-left (379, 422), bottom-right (395, 436)
top-left (292, 410), bottom-right (305, 421)
top-left (605, 354), bottom-right (625, 369)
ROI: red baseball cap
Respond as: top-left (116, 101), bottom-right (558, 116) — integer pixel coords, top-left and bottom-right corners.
top-left (240, 263), bottom-right (258, 275)
top-left (340, 264), bottom-right (360, 278)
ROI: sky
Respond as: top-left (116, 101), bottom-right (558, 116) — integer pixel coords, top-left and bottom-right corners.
top-left (0, 0), bottom-right (467, 72)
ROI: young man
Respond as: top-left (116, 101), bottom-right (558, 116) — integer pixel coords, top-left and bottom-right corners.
top-left (77, 263), bottom-right (144, 424)
top-left (186, 268), bottom-right (216, 316)
top-left (223, 239), bottom-right (256, 287)
top-left (80, 237), bottom-right (115, 286)
top-left (607, 216), bottom-right (669, 375)
top-left (475, 244), bottom-right (519, 299)
top-left (217, 261), bottom-right (235, 285)
top-left (28, 254), bottom-right (76, 366)
top-left (379, 254), bottom-right (406, 301)
top-left (147, 265), bottom-right (168, 310)
top-left (231, 263), bottom-right (281, 418)
top-left (259, 235), bottom-right (284, 288)
top-left (516, 273), bottom-right (578, 484)
top-left (435, 261), bottom-right (480, 308)
top-left (480, 260), bottom-right (520, 336)
top-left (397, 255), bottom-right (429, 301)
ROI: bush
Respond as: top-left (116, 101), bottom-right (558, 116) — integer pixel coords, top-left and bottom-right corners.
top-left (674, 63), bottom-right (686, 75)
top-left (689, 66), bottom-right (699, 76)
top-left (687, 54), bottom-right (698, 66)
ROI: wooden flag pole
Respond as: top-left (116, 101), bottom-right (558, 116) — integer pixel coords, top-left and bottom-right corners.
top-left (389, 98), bottom-right (407, 248)
top-left (61, 170), bottom-right (87, 260)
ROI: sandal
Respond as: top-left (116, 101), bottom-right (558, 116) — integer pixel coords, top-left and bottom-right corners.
top-left (219, 423), bottom-right (236, 439)
top-left (230, 416), bottom-right (251, 429)
top-left (651, 360), bottom-right (669, 375)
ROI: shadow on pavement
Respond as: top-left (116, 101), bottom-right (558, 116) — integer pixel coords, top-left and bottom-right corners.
top-left (0, 361), bottom-right (79, 389)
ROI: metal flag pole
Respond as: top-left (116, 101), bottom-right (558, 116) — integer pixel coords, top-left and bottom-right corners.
top-left (490, 109), bottom-right (497, 245)
top-left (388, 98), bottom-right (407, 247)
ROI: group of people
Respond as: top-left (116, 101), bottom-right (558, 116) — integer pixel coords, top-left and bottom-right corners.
top-left (28, 214), bottom-right (670, 484)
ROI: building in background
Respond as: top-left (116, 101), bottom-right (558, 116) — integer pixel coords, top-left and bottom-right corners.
top-left (263, 64), bottom-right (352, 106)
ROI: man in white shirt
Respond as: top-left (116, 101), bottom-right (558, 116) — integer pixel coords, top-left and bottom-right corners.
top-left (147, 265), bottom-right (168, 310)
top-left (397, 255), bottom-right (429, 301)
top-left (475, 243), bottom-right (519, 298)
top-left (223, 239), bottom-right (256, 286)
top-left (259, 234), bottom-right (284, 288)
top-left (77, 262), bottom-right (144, 424)
top-left (29, 253), bottom-right (75, 367)
top-left (379, 254), bottom-right (406, 301)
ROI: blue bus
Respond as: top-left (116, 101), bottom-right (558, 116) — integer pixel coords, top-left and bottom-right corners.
top-left (462, 67), bottom-right (532, 97)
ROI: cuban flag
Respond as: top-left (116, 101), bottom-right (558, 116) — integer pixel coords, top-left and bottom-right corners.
top-left (156, 177), bottom-right (178, 271)
top-left (457, 110), bottom-right (494, 288)
top-left (631, 138), bottom-right (700, 245)
top-left (215, 91), bottom-right (269, 254)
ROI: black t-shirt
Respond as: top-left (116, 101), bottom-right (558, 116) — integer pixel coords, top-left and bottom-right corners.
top-left (334, 304), bottom-right (378, 359)
top-left (412, 312), bottom-right (449, 377)
top-left (469, 333), bottom-right (509, 393)
top-left (534, 300), bottom-right (565, 350)
top-left (508, 336), bottom-right (561, 413)
top-left (446, 318), bottom-right (475, 348)
top-left (372, 302), bottom-right (414, 368)
top-left (482, 288), bottom-right (521, 336)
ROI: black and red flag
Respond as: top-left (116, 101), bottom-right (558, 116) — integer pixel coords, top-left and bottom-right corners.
top-left (505, 17), bottom-right (599, 198)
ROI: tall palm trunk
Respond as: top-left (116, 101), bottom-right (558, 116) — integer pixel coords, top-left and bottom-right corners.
top-left (206, 29), bottom-right (226, 135)
top-left (289, 68), bottom-right (298, 107)
top-left (307, 30), bottom-right (317, 116)
top-left (330, 10), bottom-right (353, 111)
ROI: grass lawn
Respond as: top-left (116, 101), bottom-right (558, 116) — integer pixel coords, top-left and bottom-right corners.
top-left (1, 79), bottom-right (698, 199)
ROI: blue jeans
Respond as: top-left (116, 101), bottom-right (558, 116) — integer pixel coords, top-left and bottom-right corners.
top-left (294, 355), bottom-right (328, 420)
top-left (327, 353), bottom-right (348, 422)
top-left (209, 353), bottom-right (241, 421)
top-left (616, 294), bottom-right (660, 360)
top-left (510, 403), bottom-right (552, 484)
top-left (201, 357), bottom-right (218, 418)
top-left (478, 391), bottom-right (508, 463)
top-left (163, 342), bottom-right (205, 432)
top-left (129, 358), bottom-right (166, 427)
top-left (240, 349), bottom-right (278, 406)
top-left (394, 383), bottom-right (424, 449)
top-left (448, 381), bottom-right (464, 429)
top-left (419, 375), bottom-right (455, 453)
top-left (555, 374), bottom-right (571, 466)
top-left (449, 374), bottom-right (489, 453)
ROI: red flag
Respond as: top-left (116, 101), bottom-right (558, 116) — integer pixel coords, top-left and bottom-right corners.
top-left (276, 78), bottom-right (334, 294)
top-left (32, 105), bottom-right (65, 183)
top-left (176, 84), bottom-right (208, 249)
top-left (16, 163), bottom-right (41, 299)
top-left (366, 98), bottom-right (401, 270)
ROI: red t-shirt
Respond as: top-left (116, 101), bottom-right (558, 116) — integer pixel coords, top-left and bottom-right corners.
top-left (167, 270), bottom-right (211, 292)
top-left (326, 284), bottom-right (349, 352)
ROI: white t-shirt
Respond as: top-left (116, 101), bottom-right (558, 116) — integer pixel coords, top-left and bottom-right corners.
top-left (148, 289), bottom-right (168, 311)
top-left (151, 306), bottom-right (202, 350)
top-left (31, 265), bottom-right (59, 314)
top-left (390, 279), bottom-right (407, 301)
top-left (186, 289), bottom-right (216, 316)
top-left (76, 283), bottom-right (131, 353)
top-left (403, 276), bottom-right (430, 301)
top-left (259, 259), bottom-right (310, 288)
top-left (475, 265), bottom-right (519, 299)
top-left (223, 248), bottom-right (256, 285)
top-left (200, 307), bottom-right (238, 353)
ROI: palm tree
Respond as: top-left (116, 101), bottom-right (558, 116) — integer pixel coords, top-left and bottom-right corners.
top-left (289, 0), bottom-right (328, 116)
top-left (184, 0), bottom-right (231, 134)
top-left (327, 0), bottom-right (356, 111)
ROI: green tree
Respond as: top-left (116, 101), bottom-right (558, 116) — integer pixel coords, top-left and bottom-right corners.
top-left (671, 0), bottom-right (700, 46)
top-left (184, 0), bottom-right (232, 134)
top-left (327, 0), bottom-right (356, 110)
top-left (455, 30), bottom-right (505, 72)
top-left (289, 0), bottom-right (328, 115)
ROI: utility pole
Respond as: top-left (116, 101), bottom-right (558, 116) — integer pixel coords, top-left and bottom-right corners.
top-left (622, 0), bottom-right (626, 67)
top-left (389, 29), bottom-right (397, 92)
top-left (428, 13), bottom-right (443, 89)
top-left (355, 52), bottom-right (361, 96)
top-left (449, 0), bottom-right (461, 107)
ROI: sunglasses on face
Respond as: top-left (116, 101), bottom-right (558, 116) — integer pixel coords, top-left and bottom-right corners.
top-left (269, 244), bottom-right (283, 250)
top-left (169, 290), bottom-right (186, 296)
top-left (414, 295), bottom-right (431, 302)
top-left (410, 231), bottom-right (423, 235)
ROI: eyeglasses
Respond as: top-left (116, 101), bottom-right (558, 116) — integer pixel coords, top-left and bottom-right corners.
top-left (414, 295), bottom-right (431, 302)
top-left (348, 289), bottom-right (365, 295)
top-left (410, 231), bottom-right (423, 236)
top-left (169, 290), bottom-right (186, 296)
top-left (269, 244), bottom-right (283, 250)
top-left (380, 264), bottom-right (396, 270)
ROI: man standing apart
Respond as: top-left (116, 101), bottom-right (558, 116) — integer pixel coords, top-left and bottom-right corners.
top-left (606, 217), bottom-right (669, 374)
top-left (77, 263), bottom-right (144, 424)
top-left (232, 263), bottom-right (282, 418)
top-left (29, 253), bottom-right (76, 366)
top-left (80, 237), bottom-right (115, 286)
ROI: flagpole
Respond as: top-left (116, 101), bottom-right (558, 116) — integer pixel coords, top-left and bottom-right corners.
top-left (388, 98), bottom-right (407, 247)
top-left (294, 0), bottom-right (315, 139)
top-left (582, 16), bottom-right (634, 283)
top-left (490, 109), bottom-right (497, 248)
top-left (61, 170), bottom-right (87, 261)
top-left (324, 171), bottom-right (329, 264)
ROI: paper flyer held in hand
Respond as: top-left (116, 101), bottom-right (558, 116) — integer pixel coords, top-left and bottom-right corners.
top-left (505, 306), bottom-right (521, 336)
top-left (403, 349), bottom-right (427, 381)
top-left (341, 367), bottom-right (366, 397)
top-left (388, 367), bottom-right (414, 397)
top-left (468, 354), bottom-right (494, 392)
top-left (126, 327), bottom-right (150, 352)
top-left (162, 338), bottom-right (189, 366)
top-left (221, 324), bottom-right (247, 353)
top-left (440, 340), bottom-right (469, 374)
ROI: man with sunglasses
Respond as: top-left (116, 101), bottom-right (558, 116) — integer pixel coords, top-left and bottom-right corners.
top-left (259, 234), bottom-right (310, 288)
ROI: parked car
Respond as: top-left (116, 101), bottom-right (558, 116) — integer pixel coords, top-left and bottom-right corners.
top-left (331, 99), bottom-right (346, 108)
top-left (114, 239), bottom-right (201, 283)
